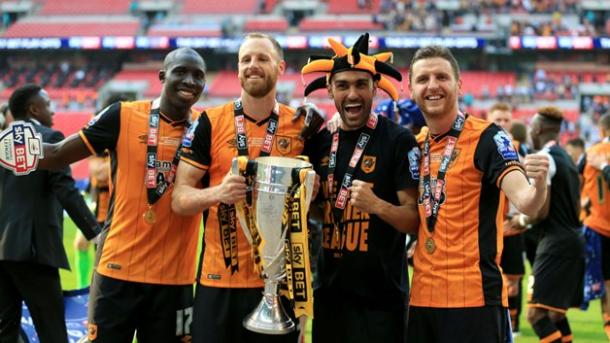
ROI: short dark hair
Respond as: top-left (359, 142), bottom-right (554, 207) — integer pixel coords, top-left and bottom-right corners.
top-left (537, 106), bottom-right (564, 123)
top-left (566, 137), bottom-right (585, 150)
top-left (409, 45), bottom-right (460, 83)
top-left (244, 32), bottom-right (284, 60)
top-left (9, 84), bottom-right (42, 120)
top-left (510, 121), bottom-right (527, 144)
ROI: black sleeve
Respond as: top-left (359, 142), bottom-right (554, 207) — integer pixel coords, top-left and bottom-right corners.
top-left (47, 130), bottom-right (99, 240)
top-left (394, 128), bottom-right (420, 190)
top-left (80, 102), bottom-right (121, 154)
top-left (474, 124), bottom-right (523, 186)
top-left (180, 111), bottom-right (212, 168)
top-left (577, 153), bottom-right (586, 174)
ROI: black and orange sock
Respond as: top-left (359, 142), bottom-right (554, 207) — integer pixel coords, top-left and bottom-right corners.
top-left (603, 313), bottom-right (610, 340)
top-left (554, 317), bottom-right (572, 343)
top-left (532, 316), bottom-right (562, 343)
top-left (508, 295), bottom-right (520, 332)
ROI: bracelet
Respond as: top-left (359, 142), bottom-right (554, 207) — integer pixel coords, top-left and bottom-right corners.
top-left (518, 214), bottom-right (528, 227)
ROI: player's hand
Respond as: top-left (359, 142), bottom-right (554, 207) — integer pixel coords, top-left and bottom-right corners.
top-left (73, 232), bottom-right (90, 251)
top-left (326, 112), bottom-right (342, 134)
top-left (218, 173), bottom-right (247, 204)
top-left (349, 180), bottom-right (378, 213)
top-left (504, 218), bottom-right (524, 236)
top-left (587, 152), bottom-right (608, 171)
top-left (524, 154), bottom-right (549, 187)
top-left (293, 103), bottom-right (325, 139)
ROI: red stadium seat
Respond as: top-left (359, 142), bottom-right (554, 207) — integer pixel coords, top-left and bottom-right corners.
top-left (298, 16), bottom-right (383, 31)
top-left (3, 19), bottom-right (140, 38)
top-left (326, 0), bottom-right (381, 14)
top-left (181, 0), bottom-right (258, 14)
top-left (39, 0), bottom-right (131, 15)
top-left (243, 17), bottom-right (289, 32)
top-left (148, 24), bottom-right (222, 37)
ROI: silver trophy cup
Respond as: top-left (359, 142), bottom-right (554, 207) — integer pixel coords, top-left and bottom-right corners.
top-left (232, 156), bottom-right (315, 335)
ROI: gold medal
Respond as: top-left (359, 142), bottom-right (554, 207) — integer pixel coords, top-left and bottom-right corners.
top-left (143, 208), bottom-right (156, 224)
top-left (425, 237), bottom-right (436, 254)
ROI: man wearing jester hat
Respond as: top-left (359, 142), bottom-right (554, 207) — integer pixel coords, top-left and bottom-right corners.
top-left (302, 33), bottom-right (420, 343)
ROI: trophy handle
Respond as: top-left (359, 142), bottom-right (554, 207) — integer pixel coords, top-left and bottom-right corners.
top-left (303, 169), bottom-right (316, 214)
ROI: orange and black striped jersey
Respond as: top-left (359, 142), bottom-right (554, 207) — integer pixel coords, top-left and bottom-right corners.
top-left (411, 116), bottom-right (523, 308)
top-left (79, 100), bottom-right (202, 285)
top-left (180, 101), bottom-right (306, 288)
top-left (582, 139), bottom-right (610, 237)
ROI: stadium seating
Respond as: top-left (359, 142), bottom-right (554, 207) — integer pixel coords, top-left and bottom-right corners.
top-left (148, 23), bottom-right (222, 37)
top-left (181, 0), bottom-right (260, 14)
top-left (112, 70), bottom-right (163, 97)
top-left (39, 0), bottom-right (131, 15)
top-left (298, 15), bottom-right (383, 31)
top-left (3, 17), bottom-right (140, 37)
top-left (326, 0), bottom-right (381, 14)
top-left (243, 16), bottom-right (289, 32)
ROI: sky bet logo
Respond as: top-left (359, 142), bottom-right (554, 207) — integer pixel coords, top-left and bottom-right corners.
top-left (0, 121), bottom-right (43, 175)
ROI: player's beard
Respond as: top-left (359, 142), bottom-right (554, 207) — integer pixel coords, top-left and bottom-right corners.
top-left (241, 74), bottom-right (276, 98)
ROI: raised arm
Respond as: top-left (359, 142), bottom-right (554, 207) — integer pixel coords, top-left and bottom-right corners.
top-left (40, 133), bottom-right (92, 170)
top-left (46, 131), bottom-right (98, 239)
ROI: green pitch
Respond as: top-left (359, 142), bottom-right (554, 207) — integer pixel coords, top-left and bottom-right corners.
top-left (61, 218), bottom-right (608, 342)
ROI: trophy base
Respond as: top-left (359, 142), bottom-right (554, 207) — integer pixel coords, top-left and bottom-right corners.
top-left (243, 293), bottom-right (296, 335)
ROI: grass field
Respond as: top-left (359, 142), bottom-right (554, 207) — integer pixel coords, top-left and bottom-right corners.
top-left (60, 217), bottom-right (608, 342)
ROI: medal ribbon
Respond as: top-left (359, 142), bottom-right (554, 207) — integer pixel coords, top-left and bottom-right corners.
top-left (218, 99), bottom-right (280, 273)
top-left (145, 98), bottom-right (191, 206)
top-left (327, 114), bottom-right (378, 237)
top-left (283, 168), bottom-right (314, 318)
top-left (422, 113), bottom-right (465, 233)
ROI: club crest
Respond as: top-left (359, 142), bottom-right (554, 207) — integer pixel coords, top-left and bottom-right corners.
top-left (361, 155), bottom-right (376, 174)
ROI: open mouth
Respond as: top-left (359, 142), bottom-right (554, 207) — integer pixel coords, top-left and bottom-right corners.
top-left (344, 103), bottom-right (363, 115)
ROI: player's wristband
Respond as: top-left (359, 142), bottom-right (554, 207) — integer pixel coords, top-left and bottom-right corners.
top-left (601, 162), bottom-right (609, 171)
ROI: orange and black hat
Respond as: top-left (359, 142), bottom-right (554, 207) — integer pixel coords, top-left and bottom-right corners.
top-left (301, 33), bottom-right (402, 100)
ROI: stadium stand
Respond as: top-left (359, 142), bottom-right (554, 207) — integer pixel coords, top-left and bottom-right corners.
top-left (3, 16), bottom-right (140, 37)
top-left (38, 0), bottom-right (131, 15)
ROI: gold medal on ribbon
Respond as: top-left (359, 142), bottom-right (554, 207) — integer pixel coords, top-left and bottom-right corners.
top-left (143, 207), bottom-right (156, 224)
top-left (425, 237), bottom-right (436, 254)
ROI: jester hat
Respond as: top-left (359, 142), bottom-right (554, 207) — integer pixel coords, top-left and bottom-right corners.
top-left (301, 33), bottom-right (402, 101)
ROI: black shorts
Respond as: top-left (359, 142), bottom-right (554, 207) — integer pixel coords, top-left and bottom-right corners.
top-left (312, 289), bottom-right (407, 343)
top-left (192, 284), bottom-right (298, 343)
top-left (407, 306), bottom-right (510, 343)
top-left (528, 253), bottom-right (585, 313)
top-left (500, 234), bottom-right (525, 276)
top-left (87, 272), bottom-right (193, 343)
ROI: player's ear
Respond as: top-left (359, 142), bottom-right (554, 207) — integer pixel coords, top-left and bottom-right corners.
top-left (159, 70), bottom-right (166, 83)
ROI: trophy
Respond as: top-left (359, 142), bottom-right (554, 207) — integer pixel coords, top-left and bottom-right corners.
top-left (232, 156), bottom-right (316, 335)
